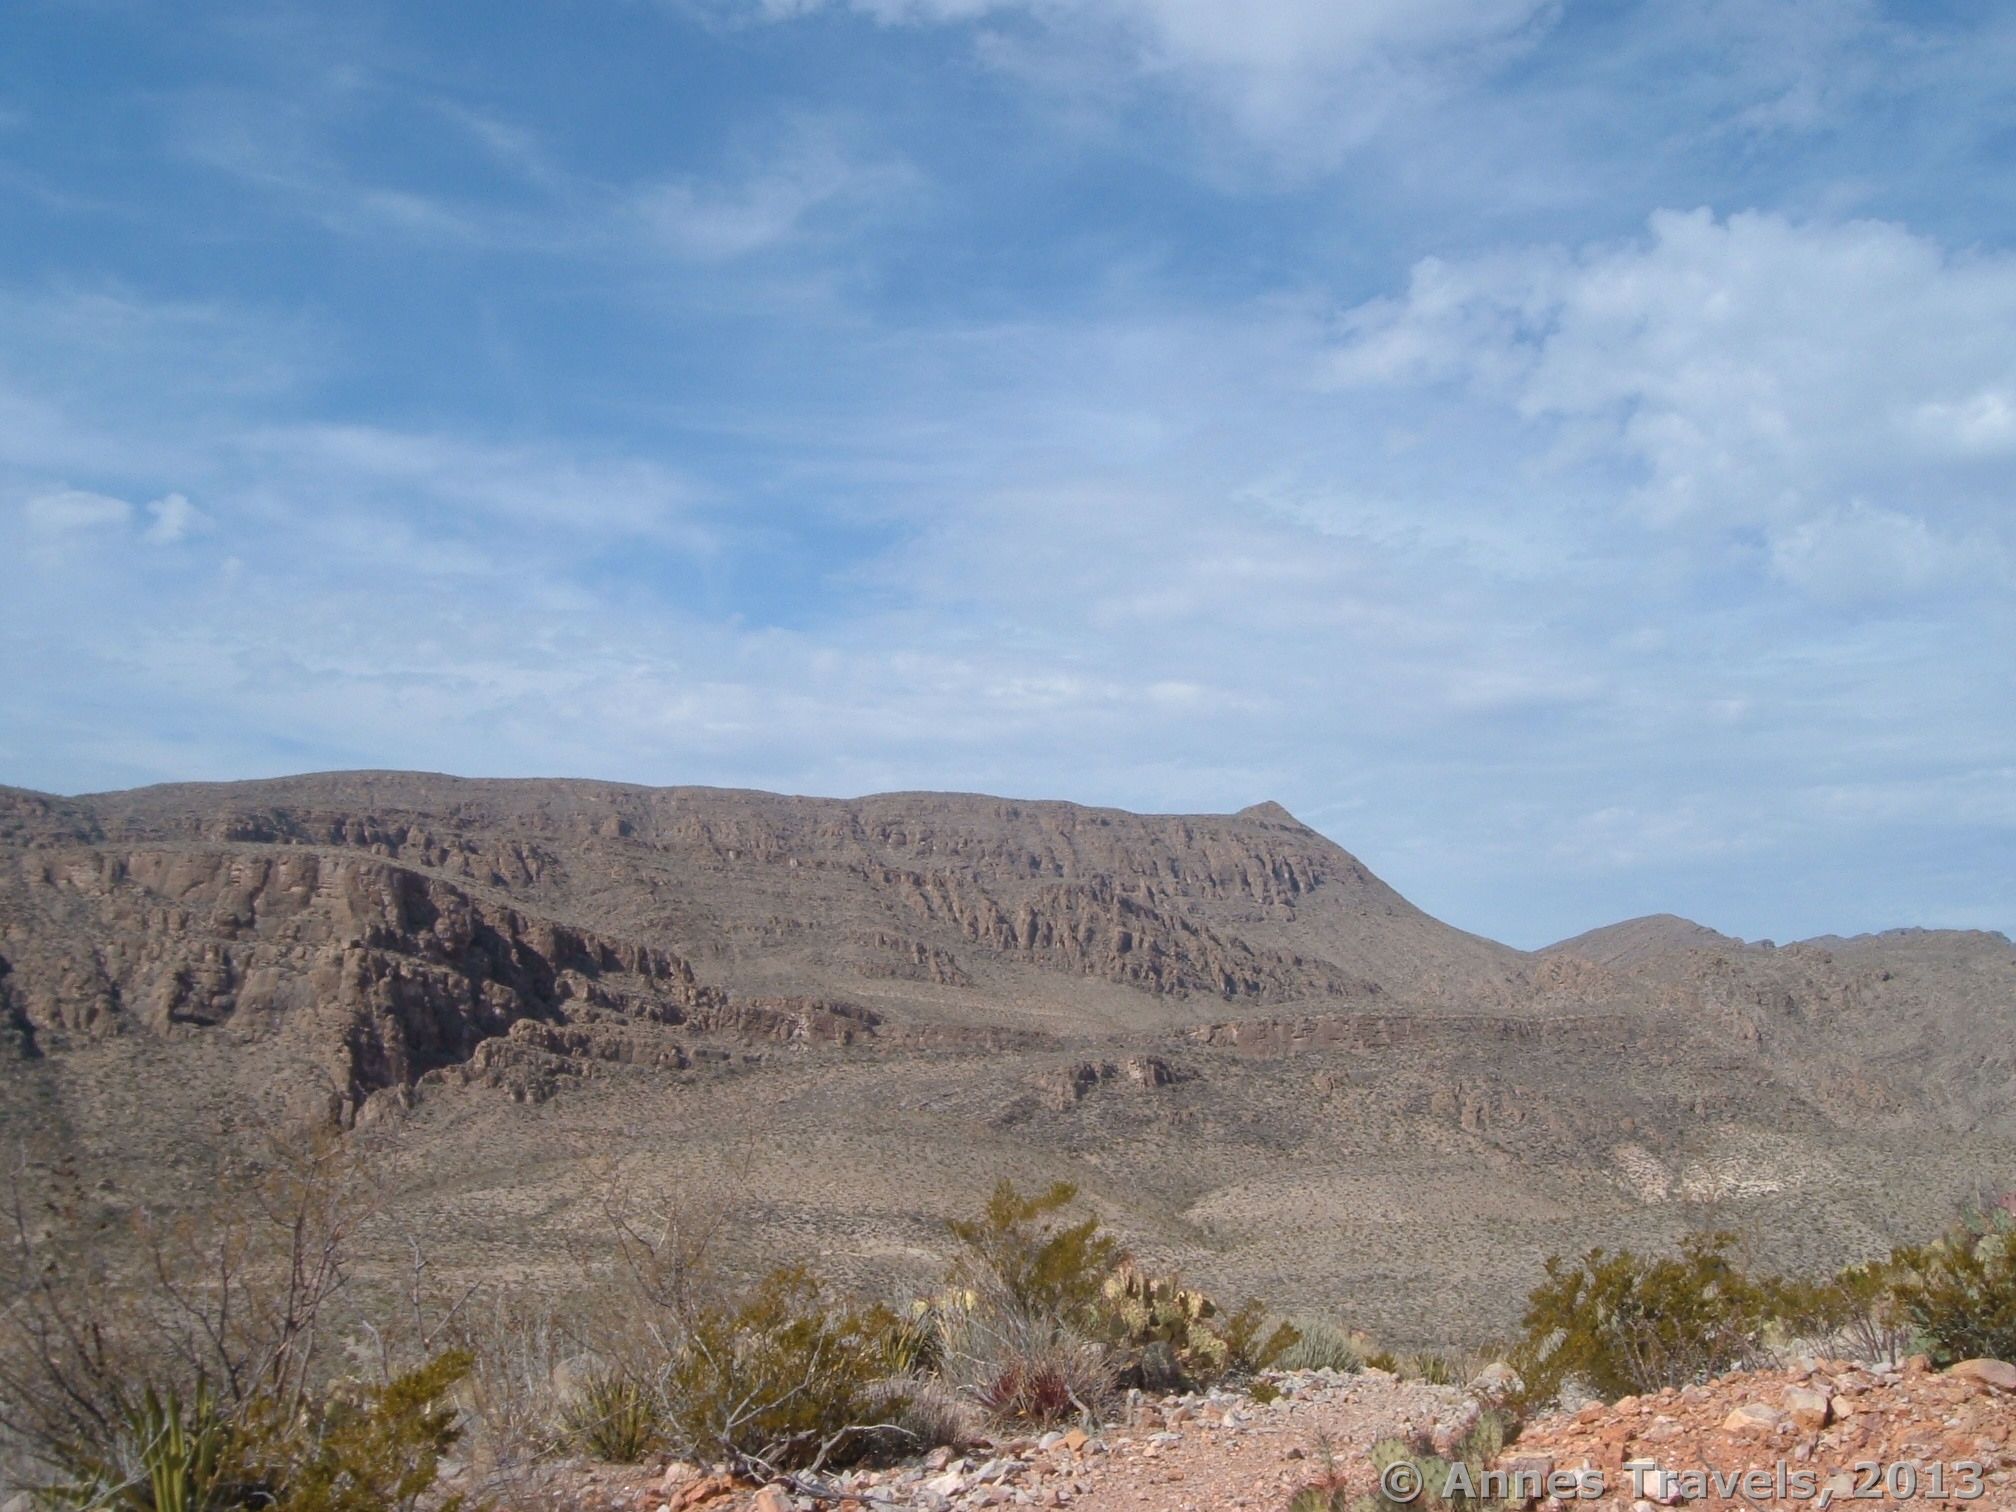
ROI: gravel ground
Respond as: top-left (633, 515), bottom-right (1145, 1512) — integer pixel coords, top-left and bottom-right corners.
top-left (486, 1356), bottom-right (2016, 1512)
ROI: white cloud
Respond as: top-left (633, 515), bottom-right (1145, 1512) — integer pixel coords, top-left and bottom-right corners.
top-left (1330, 209), bottom-right (2016, 601)
top-left (1768, 502), bottom-right (2006, 609)
top-left (1910, 389), bottom-right (2016, 457)
top-left (238, 424), bottom-right (713, 548)
top-left (23, 489), bottom-right (132, 534)
top-left (17, 487), bottom-right (211, 548)
top-left (1, 239), bottom-right (2010, 949)
top-left (141, 493), bottom-right (211, 545)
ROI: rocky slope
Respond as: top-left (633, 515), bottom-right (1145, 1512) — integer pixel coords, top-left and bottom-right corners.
top-left (1, 773), bottom-right (2012, 1343)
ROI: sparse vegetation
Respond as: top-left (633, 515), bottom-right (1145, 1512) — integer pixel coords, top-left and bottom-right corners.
top-left (84, 1137), bottom-right (2016, 1509)
top-left (1394, 1352), bottom-right (1460, 1387)
top-left (1511, 1195), bottom-right (2016, 1408)
top-left (1278, 1319), bottom-right (1368, 1375)
top-left (656, 1265), bottom-right (914, 1473)
top-left (937, 1305), bottom-right (1118, 1427)
top-left (558, 1365), bottom-right (663, 1464)
top-left (1290, 1409), bottom-right (1517, 1512)
top-left (1884, 1206), bottom-right (2016, 1365)
top-left (947, 1179), bottom-right (1123, 1324)
top-left (1511, 1232), bottom-right (1777, 1403)
top-left (1097, 1263), bottom-right (1299, 1391)
top-left (0, 1137), bottom-right (471, 1510)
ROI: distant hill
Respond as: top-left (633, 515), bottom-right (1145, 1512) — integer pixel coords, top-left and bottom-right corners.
top-left (2, 773), bottom-right (2011, 1345)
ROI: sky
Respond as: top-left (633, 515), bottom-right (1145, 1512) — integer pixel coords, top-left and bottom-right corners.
top-left (1, 0), bottom-right (2013, 949)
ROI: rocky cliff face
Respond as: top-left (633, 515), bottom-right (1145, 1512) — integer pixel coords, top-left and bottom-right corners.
top-left (0, 839), bottom-right (727, 1116)
top-left (0, 774), bottom-right (1487, 1081)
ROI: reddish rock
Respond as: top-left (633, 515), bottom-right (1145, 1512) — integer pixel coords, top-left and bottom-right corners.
top-left (1721, 1402), bottom-right (1784, 1434)
top-left (1782, 1385), bottom-right (1832, 1430)
top-left (1949, 1358), bottom-right (2016, 1393)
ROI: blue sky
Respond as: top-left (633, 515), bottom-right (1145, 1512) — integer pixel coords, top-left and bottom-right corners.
top-left (2, 0), bottom-right (2013, 948)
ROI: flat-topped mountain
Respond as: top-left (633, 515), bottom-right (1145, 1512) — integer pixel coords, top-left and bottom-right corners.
top-left (2, 773), bottom-right (2011, 1344)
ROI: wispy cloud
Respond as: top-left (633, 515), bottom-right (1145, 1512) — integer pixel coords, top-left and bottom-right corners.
top-left (23, 488), bottom-right (131, 535)
top-left (631, 122), bottom-right (915, 261)
top-left (722, 0), bottom-right (1566, 164)
top-left (169, 75), bottom-right (913, 268)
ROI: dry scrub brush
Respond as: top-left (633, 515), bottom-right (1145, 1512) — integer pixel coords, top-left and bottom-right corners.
top-left (0, 1150), bottom-right (1314, 1501)
top-left (0, 1135), bottom-right (470, 1509)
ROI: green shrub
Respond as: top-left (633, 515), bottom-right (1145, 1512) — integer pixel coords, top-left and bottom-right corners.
top-left (560, 1366), bottom-right (664, 1463)
top-left (255, 1350), bottom-right (472, 1512)
top-left (1513, 1232), bottom-right (1775, 1403)
top-left (660, 1265), bottom-right (912, 1475)
top-left (1886, 1223), bottom-right (2016, 1365)
top-left (1219, 1299), bottom-right (1302, 1378)
top-left (33, 1354), bottom-right (471, 1512)
top-left (1774, 1259), bottom-right (1913, 1364)
top-left (947, 1181), bottom-right (1122, 1323)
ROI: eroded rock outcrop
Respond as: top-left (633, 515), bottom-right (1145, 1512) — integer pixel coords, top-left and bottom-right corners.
top-left (0, 844), bottom-right (790, 1116)
top-left (884, 869), bottom-right (1370, 1002)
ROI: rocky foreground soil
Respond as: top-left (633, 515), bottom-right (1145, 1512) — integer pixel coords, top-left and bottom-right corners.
top-left (467, 1357), bottom-right (2016, 1511)
top-left (1506, 1355), bottom-right (2016, 1511)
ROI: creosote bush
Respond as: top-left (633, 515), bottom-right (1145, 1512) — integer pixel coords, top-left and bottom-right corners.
top-left (1885, 1213), bottom-right (2016, 1365)
top-left (947, 1180), bottom-right (1122, 1323)
top-left (657, 1265), bottom-right (914, 1475)
top-left (245, 1350), bottom-right (473, 1512)
top-left (1512, 1232), bottom-right (1776, 1404)
top-left (1512, 1195), bottom-right (2016, 1409)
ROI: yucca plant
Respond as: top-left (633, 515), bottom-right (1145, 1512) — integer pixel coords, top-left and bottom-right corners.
top-left (45, 1381), bottom-right (236, 1512)
top-left (135, 1385), bottom-right (231, 1512)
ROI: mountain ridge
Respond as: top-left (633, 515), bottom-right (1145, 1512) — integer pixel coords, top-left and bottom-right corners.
top-left (2, 771), bottom-right (2011, 1345)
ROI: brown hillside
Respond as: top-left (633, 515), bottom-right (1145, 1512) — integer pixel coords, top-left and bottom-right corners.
top-left (1, 774), bottom-right (2011, 1345)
